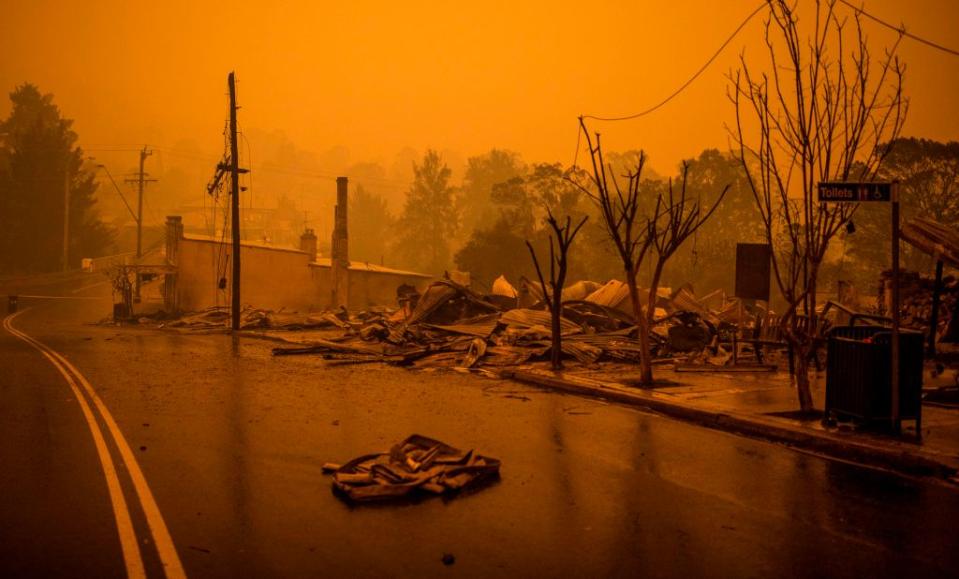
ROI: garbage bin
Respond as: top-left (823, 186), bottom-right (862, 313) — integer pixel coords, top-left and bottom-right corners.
top-left (825, 325), bottom-right (923, 430)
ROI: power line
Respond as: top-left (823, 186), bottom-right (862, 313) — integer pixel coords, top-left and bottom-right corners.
top-left (582, 1), bottom-right (768, 122)
top-left (84, 143), bottom-right (410, 187)
top-left (838, 0), bottom-right (959, 57)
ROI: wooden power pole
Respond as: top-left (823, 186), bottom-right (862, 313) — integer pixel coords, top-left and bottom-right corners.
top-left (228, 72), bottom-right (242, 331)
top-left (126, 146), bottom-right (156, 301)
top-left (206, 72), bottom-right (247, 331)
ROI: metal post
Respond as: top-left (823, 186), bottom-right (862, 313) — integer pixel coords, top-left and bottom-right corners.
top-left (229, 72), bottom-right (241, 332)
top-left (135, 147), bottom-right (148, 301)
top-left (929, 259), bottom-right (944, 357)
top-left (891, 182), bottom-right (901, 434)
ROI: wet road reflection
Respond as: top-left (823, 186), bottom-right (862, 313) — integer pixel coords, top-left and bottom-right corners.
top-left (11, 301), bottom-right (959, 578)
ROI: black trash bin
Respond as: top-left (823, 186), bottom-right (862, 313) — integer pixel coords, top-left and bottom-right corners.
top-left (825, 325), bottom-right (923, 432)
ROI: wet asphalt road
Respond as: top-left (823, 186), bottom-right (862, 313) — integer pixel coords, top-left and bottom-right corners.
top-left (2, 287), bottom-right (959, 578)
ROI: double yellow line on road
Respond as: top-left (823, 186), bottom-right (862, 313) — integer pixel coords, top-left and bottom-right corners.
top-left (4, 310), bottom-right (186, 579)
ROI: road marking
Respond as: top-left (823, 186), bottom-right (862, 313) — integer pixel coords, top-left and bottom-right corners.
top-left (70, 279), bottom-right (111, 294)
top-left (4, 310), bottom-right (186, 579)
top-left (3, 311), bottom-right (145, 578)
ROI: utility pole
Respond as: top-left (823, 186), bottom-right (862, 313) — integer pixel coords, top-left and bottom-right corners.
top-left (125, 147), bottom-right (157, 301)
top-left (205, 72), bottom-right (247, 331)
top-left (136, 147), bottom-right (152, 262)
top-left (228, 72), bottom-right (242, 331)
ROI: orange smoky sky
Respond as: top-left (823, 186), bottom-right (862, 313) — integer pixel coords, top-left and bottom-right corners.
top-left (1, 0), bottom-right (957, 179)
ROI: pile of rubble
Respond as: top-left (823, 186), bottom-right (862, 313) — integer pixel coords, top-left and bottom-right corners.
top-left (270, 277), bottom-right (765, 370)
top-left (879, 270), bottom-right (959, 341)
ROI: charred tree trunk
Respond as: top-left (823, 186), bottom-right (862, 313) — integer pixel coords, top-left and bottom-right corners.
top-left (627, 264), bottom-right (654, 384)
top-left (549, 292), bottom-right (563, 369)
top-left (526, 211), bottom-right (587, 371)
top-left (792, 337), bottom-right (815, 412)
top-left (646, 258), bottom-right (666, 326)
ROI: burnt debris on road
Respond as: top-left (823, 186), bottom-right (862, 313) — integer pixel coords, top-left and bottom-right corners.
top-left (324, 434), bottom-right (501, 503)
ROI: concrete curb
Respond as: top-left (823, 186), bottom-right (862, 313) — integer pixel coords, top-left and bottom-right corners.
top-left (502, 369), bottom-right (959, 482)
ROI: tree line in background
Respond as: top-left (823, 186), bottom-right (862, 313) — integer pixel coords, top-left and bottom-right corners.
top-left (352, 145), bottom-right (761, 295)
top-left (2, 82), bottom-right (958, 309)
top-left (0, 84), bottom-right (112, 274)
top-left (354, 135), bottom-right (959, 306)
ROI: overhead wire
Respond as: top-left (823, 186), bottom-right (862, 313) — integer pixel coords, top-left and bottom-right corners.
top-left (581, 1), bottom-right (768, 123)
top-left (572, 0), bottom-right (956, 168)
top-left (837, 0), bottom-right (959, 57)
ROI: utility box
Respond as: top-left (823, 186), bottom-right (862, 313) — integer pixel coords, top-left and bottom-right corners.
top-left (825, 325), bottom-right (923, 431)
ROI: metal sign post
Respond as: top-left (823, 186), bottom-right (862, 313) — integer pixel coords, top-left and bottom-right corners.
top-left (818, 180), bottom-right (900, 433)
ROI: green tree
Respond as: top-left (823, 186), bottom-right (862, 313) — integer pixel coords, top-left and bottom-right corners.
top-left (456, 149), bottom-right (525, 237)
top-left (491, 163), bottom-right (584, 236)
top-left (844, 138), bottom-right (959, 282)
top-left (455, 162), bottom-right (594, 288)
top-left (349, 184), bottom-right (394, 264)
top-left (662, 149), bottom-right (763, 295)
top-left (0, 84), bottom-right (112, 273)
top-left (393, 150), bottom-right (457, 273)
top-left (456, 162), bottom-right (624, 287)
top-left (454, 217), bottom-right (534, 290)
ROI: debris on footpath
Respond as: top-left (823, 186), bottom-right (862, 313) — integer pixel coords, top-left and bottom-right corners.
top-left (324, 434), bottom-right (501, 503)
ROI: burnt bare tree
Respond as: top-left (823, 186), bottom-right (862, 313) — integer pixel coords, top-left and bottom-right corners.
top-left (571, 117), bottom-right (657, 384)
top-left (728, 0), bottom-right (907, 410)
top-left (525, 209), bottom-right (588, 370)
top-left (646, 162), bottom-right (729, 325)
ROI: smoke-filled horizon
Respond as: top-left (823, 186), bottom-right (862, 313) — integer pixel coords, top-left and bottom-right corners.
top-left (2, 0), bottom-right (957, 183)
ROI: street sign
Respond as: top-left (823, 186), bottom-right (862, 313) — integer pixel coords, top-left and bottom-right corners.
top-left (818, 181), bottom-right (892, 202)
top-left (818, 179), bottom-right (906, 434)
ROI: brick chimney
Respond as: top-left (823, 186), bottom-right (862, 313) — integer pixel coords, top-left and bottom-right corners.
top-left (331, 177), bottom-right (349, 308)
top-left (331, 176), bottom-right (349, 265)
top-left (300, 228), bottom-right (317, 262)
top-left (164, 215), bottom-right (183, 313)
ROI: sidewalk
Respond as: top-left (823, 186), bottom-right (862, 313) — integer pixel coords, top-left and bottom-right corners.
top-left (233, 328), bottom-right (959, 482)
top-left (502, 363), bottom-right (959, 482)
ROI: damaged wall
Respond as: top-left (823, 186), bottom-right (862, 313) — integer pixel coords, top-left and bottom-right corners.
top-left (348, 266), bottom-right (430, 308)
top-left (166, 217), bottom-right (432, 312)
top-left (165, 178), bottom-right (431, 312)
top-left (175, 235), bottom-right (318, 311)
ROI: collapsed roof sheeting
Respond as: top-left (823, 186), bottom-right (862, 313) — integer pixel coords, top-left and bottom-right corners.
top-left (264, 278), bottom-right (785, 369)
top-left (901, 217), bottom-right (959, 268)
